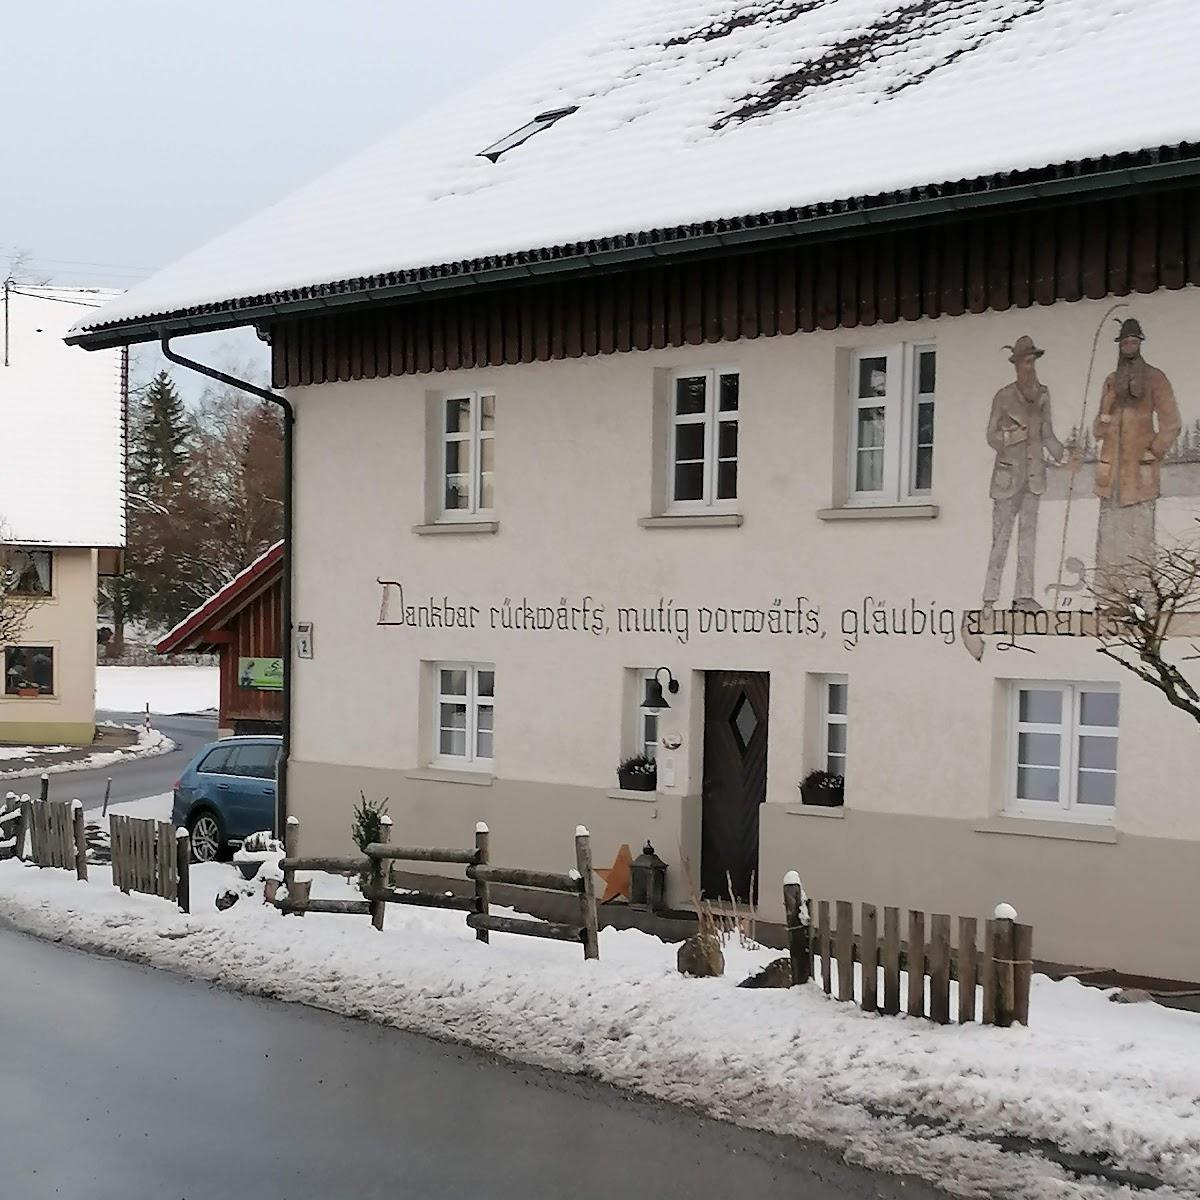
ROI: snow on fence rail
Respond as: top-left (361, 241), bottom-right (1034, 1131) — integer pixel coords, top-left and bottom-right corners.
top-left (110, 814), bottom-right (190, 914)
top-left (274, 817), bottom-right (601, 961)
top-left (781, 874), bottom-right (1033, 1027)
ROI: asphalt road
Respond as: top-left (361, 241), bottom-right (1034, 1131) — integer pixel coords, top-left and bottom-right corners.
top-left (21, 710), bottom-right (217, 811)
top-left (0, 928), bottom-right (942, 1200)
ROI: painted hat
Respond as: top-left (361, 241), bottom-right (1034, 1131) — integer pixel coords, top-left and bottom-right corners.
top-left (1005, 335), bottom-right (1045, 362)
top-left (1115, 317), bottom-right (1146, 342)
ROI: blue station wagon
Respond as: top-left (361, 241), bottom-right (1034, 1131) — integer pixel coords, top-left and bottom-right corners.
top-left (172, 736), bottom-right (281, 863)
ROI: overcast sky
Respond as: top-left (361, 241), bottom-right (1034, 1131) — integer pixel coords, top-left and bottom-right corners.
top-left (1, 1), bottom-right (584, 389)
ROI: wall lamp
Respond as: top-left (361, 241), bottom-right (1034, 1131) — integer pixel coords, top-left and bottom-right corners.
top-left (641, 667), bottom-right (680, 712)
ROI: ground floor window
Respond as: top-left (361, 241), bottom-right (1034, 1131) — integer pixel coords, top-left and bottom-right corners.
top-left (435, 664), bottom-right (494, 767)
top-left (822, 675), bottom-right (848, 776)
top-left (1009, 682), bottom-right (1118, 820)
top-left (4, 646), bottom-right (54, 696)
top-left (631, 668), bottom-right (659, 761)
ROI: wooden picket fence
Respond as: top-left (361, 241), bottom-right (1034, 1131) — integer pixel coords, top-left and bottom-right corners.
top-left (782, 876), bottom-right (1032, 1026)
top-left (110, 814), bottom-right (191, 913)
top-left (274, 817), bottom-right (600, 961)
top-left (0, 790), bottom-right (89, 880)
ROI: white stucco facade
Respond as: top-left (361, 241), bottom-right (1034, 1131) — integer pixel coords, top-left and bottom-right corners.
top-left (286, 288), bottom-right (1200, 981)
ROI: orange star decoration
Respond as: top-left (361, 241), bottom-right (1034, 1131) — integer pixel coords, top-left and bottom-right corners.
top-left (594, 843), bottom-right (634, 904)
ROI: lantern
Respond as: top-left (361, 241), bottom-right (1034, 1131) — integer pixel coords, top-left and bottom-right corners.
top-left (630, 840), bottom-right (667, 913)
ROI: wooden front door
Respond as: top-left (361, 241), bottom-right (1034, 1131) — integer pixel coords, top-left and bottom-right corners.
top-left (701, 671), bottom-right (769, 904)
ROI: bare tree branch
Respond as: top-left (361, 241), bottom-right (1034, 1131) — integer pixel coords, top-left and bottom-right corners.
top-left (1087, 521), bottom-right (1200, 725)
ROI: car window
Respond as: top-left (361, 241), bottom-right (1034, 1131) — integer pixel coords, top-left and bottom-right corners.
top-left (228, 743), bottom-right (280, 780)
top-left (197, 746), bottom-right (235, 774)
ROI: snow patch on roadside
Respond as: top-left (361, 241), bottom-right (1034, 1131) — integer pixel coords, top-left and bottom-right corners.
top-left (0, 860), bottom-right (1196, 1200)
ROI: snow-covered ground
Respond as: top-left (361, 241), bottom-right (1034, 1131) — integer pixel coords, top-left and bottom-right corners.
top-left (0, 858), bottom-right (1195, 1200)
top-left (96, 665), bottom-right (219, 715)
top-left (0, 725), bottom-right (174, 782)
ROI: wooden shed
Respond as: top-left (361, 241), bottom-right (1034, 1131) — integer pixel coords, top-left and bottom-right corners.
top-left (156, 542), bottom-right (283, 737)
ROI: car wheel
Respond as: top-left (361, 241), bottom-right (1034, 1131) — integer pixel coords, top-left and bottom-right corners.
top-left (189, 810), bottom-right (224, 864)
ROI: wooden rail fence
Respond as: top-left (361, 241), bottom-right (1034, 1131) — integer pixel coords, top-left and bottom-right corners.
top-left (110, 815), bottom-right (191, 913)
top-left (275, 817), bottom-right (600, 961)
top-left (782, 874), bottom-right (1033, 1027)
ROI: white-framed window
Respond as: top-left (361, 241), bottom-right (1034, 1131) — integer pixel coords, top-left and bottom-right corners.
top-left (434, 664), bottom-right (494, 768)
top-left (1008, 683), bottom-right (1118, 821)
top-left (442, 392), bottom-right (495, 516)
top-left (668, 368), bottom-right (739, 508)
top-left (849, 344), bottom-right (936, 502)
top-left (821, 675), bottom-right (848, 776)
top-left (630, 669), bottom-right (659, 761)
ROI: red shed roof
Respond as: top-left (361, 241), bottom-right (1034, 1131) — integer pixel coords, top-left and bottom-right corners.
top-left (156, 541), bottom-right (283, 654)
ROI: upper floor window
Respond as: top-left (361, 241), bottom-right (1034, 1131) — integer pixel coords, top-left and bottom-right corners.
top-left (669, 369), bottom-right (739, 509)
top-left (4, 646), bottom-right (54, 696)
top-left (443, 393), bottom-right (495, 517)
top-left (1009, 683), bottom-right (1118, 821)
top-left (3, 549), bottom-right (52, 596)
top-left (435, 664), bottom-right (494, 768)
top-left (850, 345), bottom-right (936, 503)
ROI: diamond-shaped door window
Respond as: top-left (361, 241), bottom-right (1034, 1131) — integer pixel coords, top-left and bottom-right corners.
top-left (730, 693), bottom-right (758, 753)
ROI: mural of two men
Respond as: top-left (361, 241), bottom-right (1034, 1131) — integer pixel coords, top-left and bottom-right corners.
top-left (982, 318), bottom-right (1181, 610)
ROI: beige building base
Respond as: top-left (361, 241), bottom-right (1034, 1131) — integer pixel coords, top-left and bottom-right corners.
top-left (0, 720), bottom-right (95, 747)
top-left (288, 759), bottom-right (1198, 984)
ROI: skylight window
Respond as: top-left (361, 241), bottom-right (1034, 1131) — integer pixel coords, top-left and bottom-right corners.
top-left (478, 106), bottom-right (578, 162)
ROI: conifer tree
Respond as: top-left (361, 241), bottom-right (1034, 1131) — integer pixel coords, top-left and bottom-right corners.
top-left (131, 370), bottom-right (190, 490)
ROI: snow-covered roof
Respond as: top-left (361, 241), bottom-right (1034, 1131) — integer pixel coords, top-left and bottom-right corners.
top-left (156, 540), bottom-right (283, 654)
top-left (2, 285), bottom-right (126, 547)
top-left (74, 0), bottom-right (1200, 342)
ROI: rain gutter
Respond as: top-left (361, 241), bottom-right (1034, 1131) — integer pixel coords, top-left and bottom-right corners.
top-left (65, 156), bottom-right (1200, 352)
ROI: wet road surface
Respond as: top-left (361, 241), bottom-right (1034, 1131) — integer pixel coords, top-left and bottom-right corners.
top-left (6, 710), bottom-right (217, 811)
top-left (0, 928), bottom-right (944, 1200)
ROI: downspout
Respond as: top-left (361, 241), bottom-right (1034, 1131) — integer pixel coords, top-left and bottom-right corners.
top-left (160, 337), bottom-right (294, 836)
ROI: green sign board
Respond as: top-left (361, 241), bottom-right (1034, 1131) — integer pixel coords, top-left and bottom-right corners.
top-left (238, 657), bottom-right (283, 691)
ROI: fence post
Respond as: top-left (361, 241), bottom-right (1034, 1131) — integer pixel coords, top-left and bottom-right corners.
top-left (370, 815), bottom-right (392, 932)
top-left (991, 902), bottom-right (1017, 1028)
top-left (474, 822), bottom-right (490, 944)
top-left (39, 773), bottom-right (48, 803)
top-left (283, 816), bottom-right (299, 894)
top-left (72, 800), bottom-right (88, 882)
top-left (13, 794), bottom-right (30, 863)
top-left (175, 828), bottom-right (190, 914)
top-left (1012, 922), bottom-right (1033, 1026)
top-left (782, 871), bottom-right (811, 985)
top-left (574, 826), bottom-right (600, 961)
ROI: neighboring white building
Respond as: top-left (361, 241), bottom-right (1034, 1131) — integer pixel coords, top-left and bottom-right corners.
top-left (1, 283), bottom-right (125, 744)
top-left (70, 0), bottom-right (1200, 980)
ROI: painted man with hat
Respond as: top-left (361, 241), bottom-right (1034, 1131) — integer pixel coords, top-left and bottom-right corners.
top-left (1092, 318), bottom-right (1180, 587)
top-left (982, 335), bottom-right (1065, 612)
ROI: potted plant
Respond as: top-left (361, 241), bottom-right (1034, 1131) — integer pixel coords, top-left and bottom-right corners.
top-left (799, 769), bottom-right (844, 807)
top-left (617, 754), bottom-right (657, 792)
top-left (15, 681), bottom-right (41, 698)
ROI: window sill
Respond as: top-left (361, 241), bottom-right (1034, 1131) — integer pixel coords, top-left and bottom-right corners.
top-left (638, 513), bottom-right (744, 529)
top-left (974, 816), bottom-right (1116, 844)
top-left (406, 768), bottom-right (494, 787)
top-left (608, 788), bottom-right (659, 803)
top-left (413, 520), bottom-right (499, 536)
top-left (785, 805), bottom-right (846, 819)
top-left (817, 504), bottom-right (939, 521)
